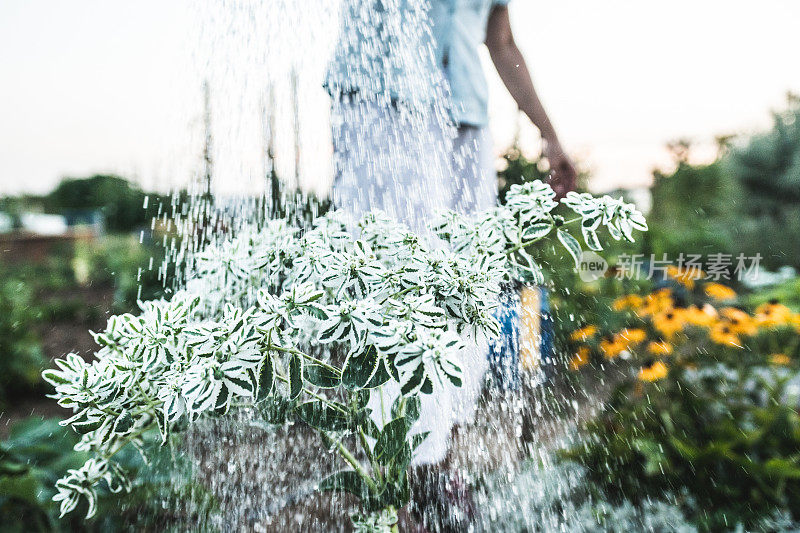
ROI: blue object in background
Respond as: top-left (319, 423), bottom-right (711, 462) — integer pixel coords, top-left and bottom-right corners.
top-left (488, 288), bottom-right (521, 391)
top-left (538, 288), bottom-right (556, 382)
top-left (488, 286), bottom-right (557, 390)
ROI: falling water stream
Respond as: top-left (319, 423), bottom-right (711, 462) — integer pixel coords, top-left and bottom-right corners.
top-left (141, 1), bottom-right (606, 530)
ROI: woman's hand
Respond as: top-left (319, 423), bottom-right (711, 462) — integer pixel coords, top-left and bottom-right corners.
top-left (543, 138), bottom-right (577, 198)
top-left (486, 6), bottom-right (578, 198)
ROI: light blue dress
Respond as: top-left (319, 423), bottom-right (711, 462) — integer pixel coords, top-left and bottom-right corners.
top-left (327, 0), bottom-right (515, 465)
top-left (325, 0), bottom-right (511, 127)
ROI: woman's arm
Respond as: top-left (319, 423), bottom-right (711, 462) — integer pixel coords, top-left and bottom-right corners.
top-left (485, 5), bottom-right (577, 195)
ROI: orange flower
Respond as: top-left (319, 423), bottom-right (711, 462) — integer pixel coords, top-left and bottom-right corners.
top-left (652, 308), bottom-right (685, 338)
top-left (718, 307), bottom-right (756, 336)
top-left (704, 283), bottom-right (736, 301)
top-left (619, 328), bottom-right (648, 346)
top-left (569, 346), bottom-right (591, 370)
top-left (612, 294), bottom-right (643, 312)
top-left (721, 307), bottom-right (749, 322)
top-left (600, 336), bottom-right (627, 359)
top-left (684, 304), bottom-right (718, 327)
top-left (639, 361), bottom-right (668, 382)
top-left (728, 318), bottom-right (756, 337)
top-left (709, 323), bottom-right (741, 347)
top-left (770, 353), bottom-right (791, 366)
top-left (637, 289), bottom-right (673, 317)
top-left (647, 340), bottom-right (673, 356)
top-left (666, 265), bottom-right (702, 290)
top-left (570, 325), bottom-right (599, 342)
top-left (755, 301), bottom-right (793, 328)
top-left (792, 313), bottom-right (800, 334)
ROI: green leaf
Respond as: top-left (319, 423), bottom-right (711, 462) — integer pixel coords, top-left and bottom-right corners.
top-left (256, 353), bottom-right (274, 401)
top-left (419, 376), bottom-right (433, 395)
top-left (521, 222), bottom-right (552, 241)
top-left (41, 369), bottom-right (70, 386)
top-left (763, 458), bottom-right (800, 479)
top-left (0, 472), bottom-right (40, 506)
top-left (391, 395), bottom-right (420, 426)
top-left (154, 410), bottom-right (169, 444)
top-left (289, 354), bottom-right (303, 400)
top-left (73, 418), bottom-right (103, 435)
top-left (380, 470), bottom-right (410, 508)
top-left (304, 363), bottom-right (340, 389)
top-left (258, 395), bottom-right (293, 425)
top-left (364, 359), bottom-right (391, 389)
top-left (354, 389), bottom-right (371, 410)
top-left (581, 223), bottom-right (603, 251)
top-left (360, 417), bottom-right (382, 440)
top-left (388, 443), bottom-right (414, 478)
top-left (318, 470), bottom-right (370, 500)
top-left (557, 229), bottom-right (582, 269)
top-left (214, 384), bottom-right (231, 414)
top-left (399, 365), bottom-right (425, 396)
top-left (296, 401), bottom-right (351, 431)
top-left (112, 410), bottom-right (134, 434)
top-left (342, 346), bottom-right (380, 390)
top-left (514, 248), bottom-right (544, 285)
top-left (374, 417), bottom-right (408, 461)
top-left (410, 431), bottom-right (429, 451)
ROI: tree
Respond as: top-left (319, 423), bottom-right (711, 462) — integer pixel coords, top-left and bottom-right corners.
top-left (726, 94), bottom-right (800, 269)
top-left (646, 156), bottom-right (742, 262)
top-left (43, 175), bottom-right (163, 233)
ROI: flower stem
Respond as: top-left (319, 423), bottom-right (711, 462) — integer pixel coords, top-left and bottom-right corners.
top-left (358, 427), bottom-right (383, 485)
top-left (268, 344), bottom-right (341, 375)
top-left (327, 434), bottom-right (378, 494)
top-left (274, 373), bottom-right (348, 414)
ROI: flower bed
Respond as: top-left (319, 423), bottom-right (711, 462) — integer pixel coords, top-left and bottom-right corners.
top-left (564, 275), bottom-right (800, 530)
top-left (42, 183), bottom-right (646, 530)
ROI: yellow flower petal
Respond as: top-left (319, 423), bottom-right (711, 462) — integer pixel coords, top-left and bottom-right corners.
top-left (639, 361), bottom-right (668, 382)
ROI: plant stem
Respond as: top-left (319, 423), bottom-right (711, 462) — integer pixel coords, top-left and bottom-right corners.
top-left (389, 285), bottom-right (423, 299)
top-left (274, 373), bottom-right (349, 414)
top-left (329, 435), bottom-right (378, 493)
top-left (358, 427), bottom-right (383, 485)
top-left (268, 344), bottom-right (341, 375)
top-left (396, 396), bottom-right (407, 417)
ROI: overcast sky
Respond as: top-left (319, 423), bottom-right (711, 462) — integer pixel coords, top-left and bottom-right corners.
top-left (1, 0), bottom-right (799, 196)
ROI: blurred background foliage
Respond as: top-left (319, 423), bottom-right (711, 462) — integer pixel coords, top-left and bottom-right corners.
top-left (0, 417), bottom-right (214, 532)
top-left (42, 175), bottom-right (168, 234)
top-left (0, 95), bottom-right (799, 530)
top-left (647, 94), bottom-right (800, 271)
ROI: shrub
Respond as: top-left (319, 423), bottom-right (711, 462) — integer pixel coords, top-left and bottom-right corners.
top-left (42, 183), bottom-right (646, 530)
top-left (0, 275), bottom-right (46, 404)
top-left (564, 275), bottom-right (800, 531)
top-left (42, 175), bottom-right (166, 234)
top-left (0, 417), bottom-right (213, 532)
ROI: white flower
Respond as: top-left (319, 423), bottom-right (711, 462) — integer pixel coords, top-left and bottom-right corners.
top-left (395, 329), bottom-right (465, 396)
top-left (43, 191), bottom-right (645, 519)
top-left (505, 180), bottom-right (558, 224)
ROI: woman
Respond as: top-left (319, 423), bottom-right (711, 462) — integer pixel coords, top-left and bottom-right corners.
top-left (326, 0), bottom-right (576, 479)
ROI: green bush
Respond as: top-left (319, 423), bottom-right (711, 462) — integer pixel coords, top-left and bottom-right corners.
top-left (645, 96), bottom-right (800, 271)
top-left (42, 175), bottom-right (167, 234)
top-left (727, 94), bottom-right (800, 270)
top-left (646, 159), bottom-right (740, 262)
top-left (565, 354), bottom-right (800, 531)
top-left (74, 235), bottom-right (172, 312)
top-left (0, 276), bottom-right (46, 403)
top-left (747, 277), bottom-right (800, 313)
top-left (0, 417), bottom-right (214, 532)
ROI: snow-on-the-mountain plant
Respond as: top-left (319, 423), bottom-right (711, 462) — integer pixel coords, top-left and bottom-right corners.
top-left (43, 181), bottom-right (646, 530)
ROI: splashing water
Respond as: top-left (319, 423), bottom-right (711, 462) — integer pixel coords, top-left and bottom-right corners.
top-left (143, 1), bottom-right (604, 530)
